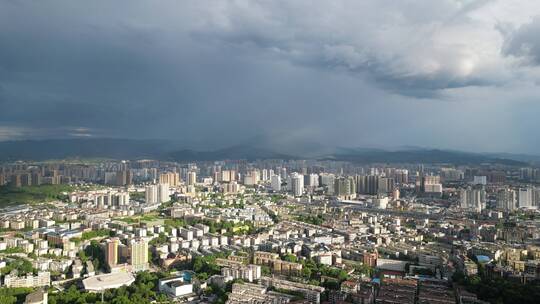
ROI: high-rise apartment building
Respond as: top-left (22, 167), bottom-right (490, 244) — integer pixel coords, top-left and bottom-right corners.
top-left (290, 173), bottom-right (304, 197)
top-left (115, 170), bottom-right (132, 186)
top-left (320, 173), bottom-right (335, 194)
top-left (497, 188), bottom-right (517, 211)
top-left (460, 187), bottom-right (486, 213)
top-left (145, 185), bottom-right (158, 204)
top-left (159, 172), bottom-right (180, 187)
top-left (306, 173), bottom-right (319, 187)
top-left (334, 177), bottom-right (356, 198)
top-left (187, 171), bottom-right (197, 186)
top-left (129, 238), bottom-right (149, 272)
top-left (271, 174), bottom-right (281, 192)
top-left (158, 183), bottom-right (170, 203)
top-left (518, 187), bottom-right (535, 209)
top-left (104, 238), bottom-right (119, 270)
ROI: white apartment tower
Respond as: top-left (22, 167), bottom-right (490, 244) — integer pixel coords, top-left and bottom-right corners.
top-left (271, 174), bottom-right (281, 192)
top-left (158, 183), bottom-right (170, 203)
top-left (145, 185), bottom-right (158, 204)
top-left (290, 173), bottom-right (304, 197)
top-left (497, 188), bottom-right (517, 211)
top-left (460, 187), bottom-right (486, 213)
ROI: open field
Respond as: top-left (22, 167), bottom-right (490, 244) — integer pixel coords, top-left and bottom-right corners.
top-left (0, 184), bottom-right (76, 206)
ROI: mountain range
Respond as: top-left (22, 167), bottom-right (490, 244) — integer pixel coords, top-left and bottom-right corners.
top-left (0, 138), bottom-right (536, 165)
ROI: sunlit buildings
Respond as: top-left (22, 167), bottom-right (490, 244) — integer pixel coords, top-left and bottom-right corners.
top-left (290, 173), bottom-right (304, 197)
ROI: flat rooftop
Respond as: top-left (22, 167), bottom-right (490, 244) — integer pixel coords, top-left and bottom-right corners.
top-left (83, 272), bottom-right (135, 291)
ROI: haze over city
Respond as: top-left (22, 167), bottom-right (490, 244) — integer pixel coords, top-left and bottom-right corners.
top-left (2, 1), bottom-right (540, 153)
top-left (3, 2), bottom-right (540, 304)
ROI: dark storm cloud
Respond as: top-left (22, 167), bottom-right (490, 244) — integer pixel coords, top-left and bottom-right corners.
top-left (501, 16), bottom-right (540, 65)
top-left (190, 0), bottom-right (504, 97)
top-left (1, 0), bottom-right (540, 153)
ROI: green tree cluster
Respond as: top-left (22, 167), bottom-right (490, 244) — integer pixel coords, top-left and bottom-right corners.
top-left (48, 271), bottom-right (170, 304)
top-left (296, 214), bottom-right (324, 226)
top-left (0, 287), bottom-right (33, 304)
top-left (1, 257), bottom-right (35, 275)
top-left (453, 268), bottom-right (540, 304)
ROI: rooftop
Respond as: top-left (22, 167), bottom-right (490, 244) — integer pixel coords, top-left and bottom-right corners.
top-left (82, 272), bottom-right (135, 291)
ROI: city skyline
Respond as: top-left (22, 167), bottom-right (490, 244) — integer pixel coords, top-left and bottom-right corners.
top-left (2, 1), bottom-right (540, 153)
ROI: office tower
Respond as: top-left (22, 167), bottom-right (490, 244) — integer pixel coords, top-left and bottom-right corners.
top-left (497, 188), bottom-right (517, 211)
top-left (460, 187), bottom-right (486, 213)
top-left (159, 172), bottom-right (180, 187)
top-left (271, 174), bottom-right (281, 192)
top-left (158, 183), bottom-right (170, 203)
top-left (187, 171), bottom-right (197, 186)
top-left (104, 238), bottom-right (119, 269)
top-left (145, 185), bottom-right (158, 204)
top-left (290, 173), bottom-right (304, 197)
top-left (129, 238), bottom-right (149, 272)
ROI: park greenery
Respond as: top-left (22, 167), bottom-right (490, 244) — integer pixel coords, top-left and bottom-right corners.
top-left (47, 271), bottom-right (171, 304)
top-left (0, 257), bottom-right (35, 275)
top-left (453, 266), bottom-right (540, 304)
top-left (0, 247), bottom-right (25, 255)
top-left (0, 184), bottom-right (76, 206)
top-left (190, 251), bottom-right (231, 280)
top-left (295, 214), bottom-right (325, 226)
top-left (0, 287), bottom-right (34, 304)
top-left (70, 229), bottom-right (113, 244)
top-left (116, 214), bottom-right (160, 224)
top-left (164, 217), bottom-right (258, 236)
top-left (83, 240), bottom-right (106, 272)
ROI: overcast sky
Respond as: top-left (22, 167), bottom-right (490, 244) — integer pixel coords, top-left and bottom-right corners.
top-left (1, 0), bottom-right (540, 153)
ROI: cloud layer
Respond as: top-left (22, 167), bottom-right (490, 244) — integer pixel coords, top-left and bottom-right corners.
top-left (1, 0), bottom-right (540, 153)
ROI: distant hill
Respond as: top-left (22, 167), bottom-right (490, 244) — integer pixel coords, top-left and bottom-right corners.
top-left (167, 145), bottom-right (294, 161)
top-left (0, 138), bottom-right (532, 165)
top-left (325, 148), bottom-right (527, 166)
top-left (0, 139), bottom-right (292, 162)
top-left (0, 138), bottom-right (175, 161)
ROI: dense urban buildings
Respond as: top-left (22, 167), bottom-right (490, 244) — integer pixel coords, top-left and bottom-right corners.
top-left (1, 157), bottom-right (540, 304)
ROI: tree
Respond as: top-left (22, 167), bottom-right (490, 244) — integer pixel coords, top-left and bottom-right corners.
top-left (301, 267), bottom-right (312, 279)
top-left (79, 250), bottom-right (88, 262)
top-left (0, 295), bottom-right (16, 304)
top-left (261, 265), bottom-right (272, 276)
top-left (283, 254), bottom-right (298, 263)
